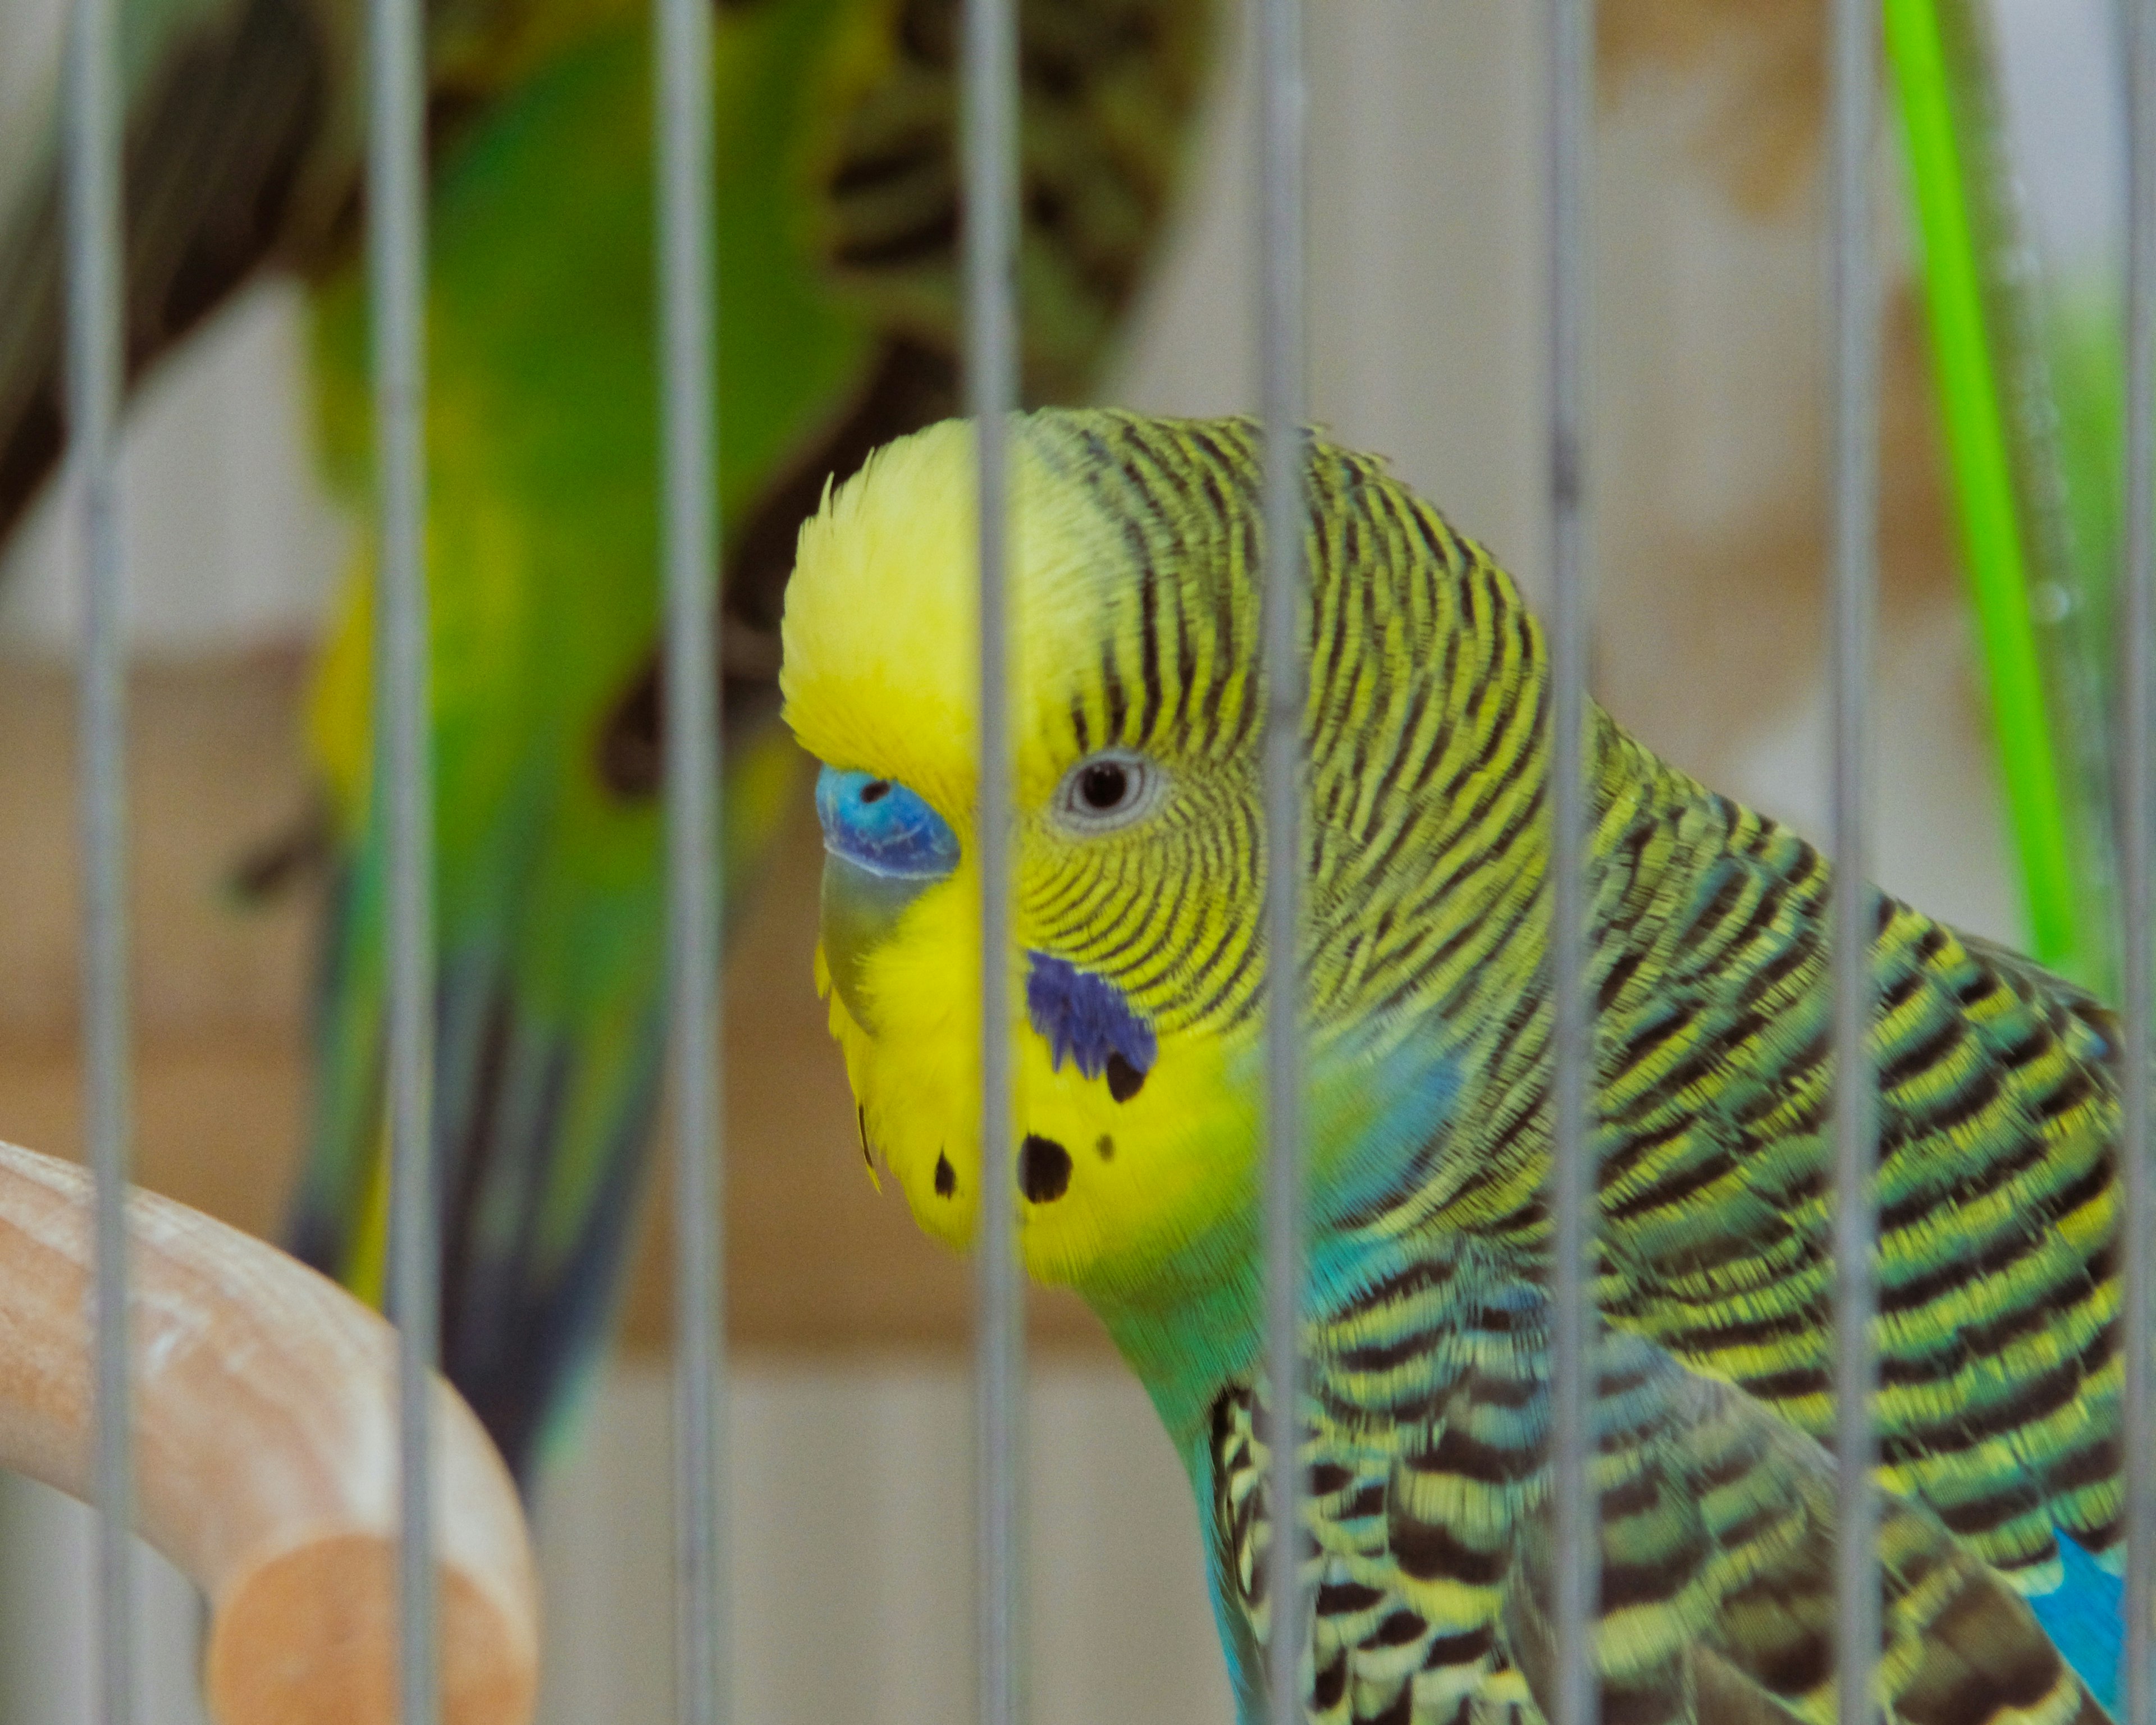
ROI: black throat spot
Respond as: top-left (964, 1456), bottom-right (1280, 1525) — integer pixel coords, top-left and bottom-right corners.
top-left (1020, 1134), bottom-right (1073, 1203)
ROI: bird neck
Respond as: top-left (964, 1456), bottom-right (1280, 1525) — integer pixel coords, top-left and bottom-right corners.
top-left (1082, 710), bottom-right (1793, 1456)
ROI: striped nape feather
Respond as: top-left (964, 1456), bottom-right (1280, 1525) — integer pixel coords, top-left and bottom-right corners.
top-left (779, 409), bottom-right (2127, 1721)
top-left (1012, 410), bottom-right (1554, 1049)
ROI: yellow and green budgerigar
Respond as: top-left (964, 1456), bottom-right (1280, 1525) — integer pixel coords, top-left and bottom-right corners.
top-left (0, 0), bottom-right (1214, 1483)
top-left (780, 409), bottom-right (2129, 1724)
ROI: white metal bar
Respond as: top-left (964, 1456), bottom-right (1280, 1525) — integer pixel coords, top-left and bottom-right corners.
top-left (62, 0), bottom-right (134, 1711)
top-left (366, 0), bottom-right (437, 1703)
top-left (1257, 4), bottom-right (1307, 1724)
top-left (2121, 0), bottom-right (2156, 1716)
top-left (1828, 0), bottom-right (1880, 1719)
top-left (654, 0), bottom-right (725, 1714)
top-left (1545, 0), bottom-right (1596, 1721)
top-left (962, 0), bottom-right (1022, 1722)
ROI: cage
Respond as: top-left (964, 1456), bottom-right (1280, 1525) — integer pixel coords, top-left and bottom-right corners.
top-left (0, 0), bottom-right (2149, 1721)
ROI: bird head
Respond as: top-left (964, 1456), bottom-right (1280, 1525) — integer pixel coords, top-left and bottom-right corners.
top-left (779, 411), bottom-right (1548, 1306)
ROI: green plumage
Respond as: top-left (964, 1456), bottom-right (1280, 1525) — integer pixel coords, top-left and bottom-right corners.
top-left (300, 0), bottom-right (1213, 1480)
top-left (0, 0), bottom-right (1215, 1481)
top-left (785, 410), bottom-right (2128, 1723)
top-left (1172, 420), bottom-right (2116, 1722)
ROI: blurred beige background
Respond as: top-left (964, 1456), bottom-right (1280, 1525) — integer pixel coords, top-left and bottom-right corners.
top-left (0, 0), bottom-right (2038, 1719)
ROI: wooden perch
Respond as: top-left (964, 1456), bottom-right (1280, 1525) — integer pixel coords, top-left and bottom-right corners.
top-left (0, 1139), bottom-right (538, 1725)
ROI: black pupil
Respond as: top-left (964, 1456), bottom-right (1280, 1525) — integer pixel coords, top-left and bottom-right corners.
top-left (1079, 763), bottom-right (1129, 811)
top-left (860, 780), bottom-right (890, 804)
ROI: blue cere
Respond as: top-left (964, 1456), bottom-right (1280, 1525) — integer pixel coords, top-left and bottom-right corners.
top-left (816, 766), bottom-right (960, 880)
top-left (1026, 951), bottom-right (1157, 1082)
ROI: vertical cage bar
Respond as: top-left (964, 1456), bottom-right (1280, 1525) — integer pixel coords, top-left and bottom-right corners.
top-left (63, 0), bottom-right (134, 1710)
top-left (654, 0), bottom-right (725, 1712)
top-left (1828, 0), bottom-right (1880, 1719)
top-left (962, 2), bottom-right (1021, 1723)
top-left (1257, 2), bottom-right (1306, 1723)
top-left (366, 0), bottom-right (437, 1704)
top-left (1545, 0), bottom-right (1596, 1722)
top-left (2121, 0), bottom-right (2156, 1717)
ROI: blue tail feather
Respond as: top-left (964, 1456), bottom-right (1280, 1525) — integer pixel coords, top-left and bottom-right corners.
top-left (2027, 1531), bottom-right (2124, 1710)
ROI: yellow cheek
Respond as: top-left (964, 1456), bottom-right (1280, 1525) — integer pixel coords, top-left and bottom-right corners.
top-left (824, 875), bottom-right (981, 1248)
top-left (1013, 1031), bottom-right (1257, 1297)
top-left (817, 871), bottom-right (1262, 1292)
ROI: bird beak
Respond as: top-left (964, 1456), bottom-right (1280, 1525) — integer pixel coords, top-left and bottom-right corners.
top-left (814, 765), bottom-right (960, 1033)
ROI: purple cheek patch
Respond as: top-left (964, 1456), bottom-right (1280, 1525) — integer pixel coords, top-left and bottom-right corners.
top-left (1025, 951), bottom-right (1158, 1102)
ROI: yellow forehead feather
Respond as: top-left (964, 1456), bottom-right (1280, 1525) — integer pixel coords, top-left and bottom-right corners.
top-left (778, 417), bottom-right (1120, 822)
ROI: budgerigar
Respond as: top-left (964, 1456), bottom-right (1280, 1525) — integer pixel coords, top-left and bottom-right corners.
top-left (0, 0), bottom-right (1214, 1483)
top-left (780, 410), bottom-right (2127, 1723)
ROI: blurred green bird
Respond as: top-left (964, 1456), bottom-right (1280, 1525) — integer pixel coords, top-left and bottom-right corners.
top-left (0, 0), bottom-right (1216, 1486)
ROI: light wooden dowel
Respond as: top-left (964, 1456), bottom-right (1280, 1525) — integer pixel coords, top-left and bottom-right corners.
top-left (0, 1138), bottom-right (538, 1725)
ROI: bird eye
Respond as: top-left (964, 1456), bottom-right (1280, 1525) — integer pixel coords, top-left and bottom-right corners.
top-left (1056, 751), bottom-right (1160, 830)
top-left (1079, 763), bottom-right (1128, 810)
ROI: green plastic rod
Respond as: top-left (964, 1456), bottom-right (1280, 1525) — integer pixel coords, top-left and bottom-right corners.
top-left (1885, 0), bottom-right (2084, 975)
